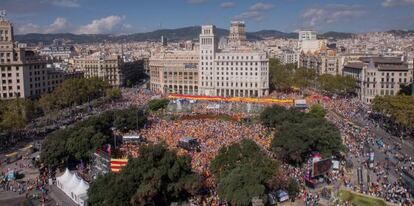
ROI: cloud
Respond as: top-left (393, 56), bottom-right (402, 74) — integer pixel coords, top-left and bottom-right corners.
top-left (16, 23), bottom-right (41, 34)
top-left (301, 4), bottom-right (367, 27)
top-left (220, 2), bottom-right (236, 9)
top-left (233, 2), bottom-right (274, 21)
top-left (249, 2), bottom-right (274, 11)
top-left (77, 15), bottom-right (129, 34)
top-left (16, 17), bottom-right (70, 34)
top-left (45, 17), bottom-right (70, 33)
top-left (44, 0), bottom-right (80, 8)
top-left (381, 0), bottom-right (414, 7)
top-left (15, 16), bottom-right (132, 34)
top-left (186, 0), bottom-right (208, 4)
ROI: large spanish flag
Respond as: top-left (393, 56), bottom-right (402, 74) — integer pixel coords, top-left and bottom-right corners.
top-left (168, 94), bottom-right (293, 105)
top-left (110, 158), bottom-right (128, 173)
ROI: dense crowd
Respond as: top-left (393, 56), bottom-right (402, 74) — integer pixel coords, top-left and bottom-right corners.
top-left (122, 88), bottom-right (156, 107)
top-left (5, 87), bottom-right (414, 205)
top-left (324, 96), bottom-right (412, 204)
top-left (138, 116), bottom-right (270, 174)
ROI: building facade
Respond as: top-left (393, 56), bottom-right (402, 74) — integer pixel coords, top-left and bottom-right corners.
top-left (298, 30), bottom-right (321, 54)
top-left (228, 21), bottom-right (247, 47)
top-left (149, 51), bottom-right (199, 94)
top-left (343, 57), bottom-right (413, 103)
top-left (199, 24), bottom-right (269, 97)
top-left (278, 49), bottom-right (298, 65)
top-left (149, 22), bottom-right (269, 98)
top-left (0, 16), bottom-right (70, 99)
top-left (73, 55), bottom-right (125, 86)
top-left (40, 45), bottom-right (75, 61)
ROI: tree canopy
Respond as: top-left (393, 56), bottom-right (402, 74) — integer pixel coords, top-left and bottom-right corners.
top-left (308, 104), bottom-right (327, 118)
top-left (398, 83), bottom-right (413, 95)
top-left (261, 105), bottom-right (344, 165)
top-left (269, 59), bottom-right (295, 91)
top-left (318, 74), bottom-right (357, 94)
top-left (272, 117), bottom-right (344, 165)
top-left (268, 58), bottom-right (357, 95)
top-left (88, 144), bottom-right (201, 206)
top-left (0, 99), bottom-right (40, 133)
top-left (211, 139), bottom-right (279, 206)
top-left (148, 99), bottom-right (169, 111)
top-left (38, 77), bottom-right (111, 112)
top-left (40, 107), bottom-right (147, 167)
top-left (372, 95), bottom-right (414, 129)
top-left (259, 105), bottom-right (306, 128)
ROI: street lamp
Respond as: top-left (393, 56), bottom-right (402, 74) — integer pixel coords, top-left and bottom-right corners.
top-left (111, 126), bottom-right (117, 149)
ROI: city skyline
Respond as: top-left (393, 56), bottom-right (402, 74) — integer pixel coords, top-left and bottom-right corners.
top-left (2, 0), bottom-right (414, 34)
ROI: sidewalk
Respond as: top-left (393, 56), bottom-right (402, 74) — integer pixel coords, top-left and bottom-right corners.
top-left (48, 185), bottom-right (78, 206)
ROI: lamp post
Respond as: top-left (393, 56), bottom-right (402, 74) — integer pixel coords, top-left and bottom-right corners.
top-left (412, 58), bottom-right (414, 96)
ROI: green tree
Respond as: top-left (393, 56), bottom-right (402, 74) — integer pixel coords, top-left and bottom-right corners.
top-left (38, 77), bottom-right (111, 112)
top-left (318, 74), bottom-right (357, 95)
top-left (268, 59), bottom-right (294, 90)
top-left (398, 83), bottom-right (413, 95)
top-left (0, 99), bottom-right (40, 132)
top-left (40, 108), bottom-right (147, 167)
top-left (217, 165), bottom-right (267, 206)
top-left (148, 99), bottom-right (169, 111)
top-left (260, 105), bottom-right (306, 128)
top-left (211, 139), bottom-right (279, 206)
top-left (308, 104), bottom-right (326, 118)
top-left (272, 117), bottom-right (344, 165)
top-left (372, 95), bottom-right (414, 129)
top-left (292, 67), bottom-right (318, 89)
top-left (88, 144), bottom-right (201, 206)
top-left (66, 126), bottom-right (109, 161)
top-left (40, 129), bottom-right (71, 166)
top-left (113, 108), bottom-right (147, 132)
top-left (105, 88), bottom-right (122, 100)
top-left (286, 178), bottom-right (300, 198)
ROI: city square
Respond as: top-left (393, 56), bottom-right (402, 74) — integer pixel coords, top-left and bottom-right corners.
top-left (1, 1), bottom-right (414, 206)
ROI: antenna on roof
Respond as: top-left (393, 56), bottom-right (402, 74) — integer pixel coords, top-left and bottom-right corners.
top-left (0, 10), bottom-right (7, 21)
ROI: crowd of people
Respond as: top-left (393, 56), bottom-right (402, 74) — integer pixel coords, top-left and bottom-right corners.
top-left (4, 86), bottom-right (414, 205)
top-left (323, 96), bottom-right (413, 205)
top-left (116, 89), bottom-right (414, 205)
top-left (0, 158), bottom-right (52, 204)
top-left (138, 116), bottom-right (270, 174)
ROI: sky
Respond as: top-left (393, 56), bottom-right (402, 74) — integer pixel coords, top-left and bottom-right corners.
top-left (1, 0), bottom-right (414, 34)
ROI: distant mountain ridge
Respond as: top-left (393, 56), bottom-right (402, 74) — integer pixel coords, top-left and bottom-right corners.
top-left (15, 26), bottom-right (356, 45)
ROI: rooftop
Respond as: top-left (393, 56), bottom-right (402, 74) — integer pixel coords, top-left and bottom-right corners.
top-left (377, 65), bottom-right (409, 71)
top-left (344, 62), bottom-right (365, 70)
top-left (359, 57), bottom-right (403, 64)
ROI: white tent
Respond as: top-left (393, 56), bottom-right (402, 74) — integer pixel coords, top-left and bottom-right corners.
top-left (73, 179), bottom-right (89, 203)
top-left (56, 168), bottom-right (89, 206)
top-left (56, 168), bottom-right (74, 190)
top-left (65, 174), bottom-right (81, 197)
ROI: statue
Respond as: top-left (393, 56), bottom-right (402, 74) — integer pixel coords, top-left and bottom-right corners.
top-left (0, 10), bottom-right (6, 20)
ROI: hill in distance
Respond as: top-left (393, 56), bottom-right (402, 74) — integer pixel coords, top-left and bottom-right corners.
top-left (15, 26), bottom-right (355, 45)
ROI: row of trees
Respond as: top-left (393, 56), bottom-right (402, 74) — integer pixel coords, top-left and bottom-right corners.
top-left (40, 108), bottom-right (147, 167)
top-left (372, 95), bottom-right (414, 135)
top-left (88, 139), bottom-right (284, 206)
top-left (260, 105), bottom-right (344, 165)
top-left (39, 77), bottom-right (117, 113)
top-left (269, 59), bottom-right (357, 94)
top-left (88, 144), bottom-right (201, 206)
top-left (147, 99), bottom-right (169, 111)
top-left (0, 78), bottom-right (121, 133)
top-left (0, 99), bottom-right (40, 132)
